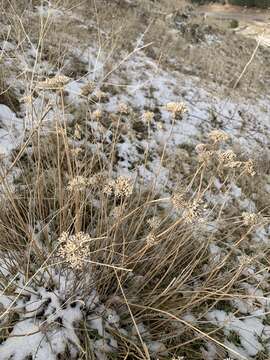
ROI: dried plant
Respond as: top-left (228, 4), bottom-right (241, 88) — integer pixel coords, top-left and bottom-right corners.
top-left (57, 231), bottom-right (92, 269)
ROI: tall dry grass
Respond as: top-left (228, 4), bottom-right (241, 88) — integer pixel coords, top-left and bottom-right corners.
top-left (0, 1), bottom-right (269, 360)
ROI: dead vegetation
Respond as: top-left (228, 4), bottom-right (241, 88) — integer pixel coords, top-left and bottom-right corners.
top-left (0, 1), bottom-right (269, 359)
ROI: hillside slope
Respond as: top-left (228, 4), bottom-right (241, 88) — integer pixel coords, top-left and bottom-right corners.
top-left (0, 1), bottom-right (270, 359)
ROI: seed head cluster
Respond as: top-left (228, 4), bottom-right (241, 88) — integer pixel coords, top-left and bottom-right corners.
top-left (103, 180), bottom-right (116, 196)
top-left (92, 109), bottom-right (103, 120)
top-left (165, 102), bottom-right (187, 118)
top-left (242, 212), bottom-right (260, 226)
top-left (147, 216), bottom-right (161, 230)
top-left (103, 176), bottom-right (133, 198)
top-left (37, 75), bottom-right (70, 89)
top-left (198, 150), bottom-right (214, 164)
top-left (142, 111), bottom-right (155, 123)
top-left (243, 159), bottom-right (256, 177)
top-left (195, 143), bottom-right (208, 154)
top-left (195, 132), bottom-right (256, 176)
top-left (146, 233), bottom-right (158, 247)
top-left (114, 176), bottom-right (133, 197)
top-left (218, 150), bottom-right (237, 164)
top-left (182, 199), bottom-right (206, 224)
top-left (81, 81), bottom-right (95, 96)
top-left (67, 176), bottom-right (88, 192)
top-left (208, 130), bottom-right (229, 144)
top-left (118, 103), bottom-right (130, 114)
top-left (171, 192), bottom-right (205, 224)
top-left (238, 255), bottom-right (252, 267)
top-left (57, 232), bottom-right (91, 269)
top-left (171, 192), bottom-right (186, 210)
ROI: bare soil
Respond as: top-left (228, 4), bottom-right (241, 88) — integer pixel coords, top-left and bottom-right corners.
top-left (197, 4), bottom-right (270, 46)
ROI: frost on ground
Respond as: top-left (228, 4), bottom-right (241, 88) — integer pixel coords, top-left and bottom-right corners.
top-left (0, 1), bottom-right (270, 359)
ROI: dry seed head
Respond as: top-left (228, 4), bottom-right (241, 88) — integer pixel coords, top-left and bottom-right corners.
top-left (242, 212), bottom-right (260, 226)
top-left (88, 172), bottom-right (107, 187)
top-left (103, 180), bottom-right (115, 196)
top-left (195, 143), bottom-right (208, 154)
top-left (142, 111), bottom-right (154, 123)
top-left (198, 150), bottom-right (214, 164)
top-left (81, 81), bottom-right (95, 96)
top-left (146, 233), bottom-right (158, 247)
top-left (67, 176), bottom-right (88, 192)
top-left (118, 103), bottom-right (130, 114)
top-left (182, 199), bottom-right (205, 224)
top-left (114, 176), bottom-right (133, 198)
top-left (218, 150), bottom-right (237, 164)
top-left (208, 130), bottom-right (229, 144)
top-left (165, 102), bottom-right (187, 116)
top-left (238, 255), bottom-right (252, 267)
top-left (74, 124), bottom-right (82, 139)
top-left (226, 160), bottom-right (242, 169)
top-left (171, 192), bottom-right (186, 210)
top-left (37, 75), bottom-right (70, 89)
top-left (244, 159), bottom-right (256, 176)
top-left (93, 90), bottom-right (108, 102)
top-left (147, 216), bottom-right (161, 230)
top-left (92, 109), bottom-right (103, 120)
top-left (58, 232), bottom-right (91, 269)
top-left (70, 147), bottom-right (83, 157)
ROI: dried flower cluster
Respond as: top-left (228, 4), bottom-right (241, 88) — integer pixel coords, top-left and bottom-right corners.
top-left (91, 90), bottom-right (108, 102)
top-left (37, 75), bottom-right (70, 89)
top-left (70, 147), bottom-right (83, 157)
top-left (67, 176), bottom-right (89, 192)
top-left (217, 150), bottom-right (237, 164)
top-left (118, 103), bottom-right (130, 114)
top-left (243, 159), bottom-right (256, 176)
top-left (146, 233), bottom-right (158, 247)
top-left (74, 123), bottom-right (82, 139)
top-left (81, 81), bottom-right (95, 96)
top-left (195, 143), bottom-right (208, 154)
top-left (208, 130), bottom-right (229, 144)
top-left (195, 134), bottom-right (256, 176)
top-left (171, 193), bottom-right (205, 224)
top-left (217, 150), bottom-right (243, 169)
top-left (103, 180), bottom-right (116, 196)
top-left (238, 255), bottom-right (252, 267)
top-left (147, 216), bottom-right (161, 230)
top-left (88, 172), bottom-right (107, 187)
top-left (103, 176), bottom-right (133, 198)
top-left (92, 109), bottom-right (103, 120)
top-left (114, 176), bottom-right (133, 197)
top-left (142, 111), bottom-right (154, 123)
top-left (197, 150), bottom-right (215, 164)
top-left (242, 212), bottom-right (260, 226)
top-left (182, 199), bottom-right (206, 224)
top-left (165, 102), bottom-right (187, 118)
top-left (57, 232), bottom-right (91, 269)
top-left (171, 192), bottom-right (186, 210)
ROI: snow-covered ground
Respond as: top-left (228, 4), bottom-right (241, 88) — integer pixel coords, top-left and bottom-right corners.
top-left (0, 2), bottom-right (270, 359)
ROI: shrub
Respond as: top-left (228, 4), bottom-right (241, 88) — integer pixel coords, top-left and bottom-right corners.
top-left (230, 19), bottom-right (239, 28)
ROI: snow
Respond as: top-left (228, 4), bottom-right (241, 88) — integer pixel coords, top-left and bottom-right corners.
top-left (0, 3), bottom-right (270, 359)
top-left (0, 105), bottom-right (23, 155)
